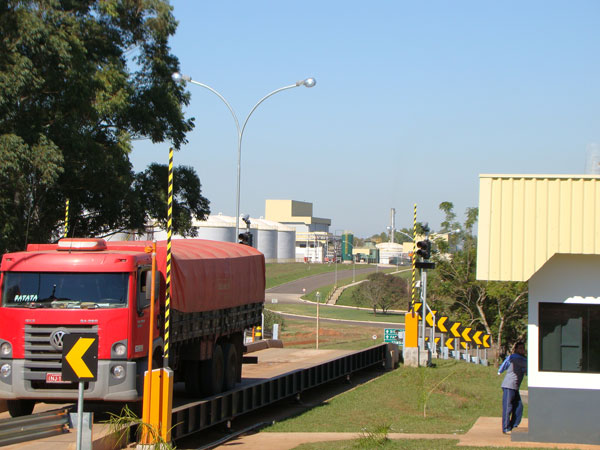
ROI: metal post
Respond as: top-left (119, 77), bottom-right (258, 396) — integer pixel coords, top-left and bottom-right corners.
top-left (316, 291), bottom-right (321, 349)
top-left (420, 269), bottom-right (427, 351)
top-left (76, 381), bottom-right (84, 450)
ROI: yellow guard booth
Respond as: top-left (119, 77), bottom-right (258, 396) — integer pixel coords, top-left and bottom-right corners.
top-left (477, 174), bottom-right (600, 445)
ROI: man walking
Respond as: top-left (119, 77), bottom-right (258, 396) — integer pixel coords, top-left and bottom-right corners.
top-left (498, 341), bottom-right (527, 434)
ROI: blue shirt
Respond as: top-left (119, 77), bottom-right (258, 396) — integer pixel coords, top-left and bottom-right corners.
top-left (499, 353), bottom-right (527, 390)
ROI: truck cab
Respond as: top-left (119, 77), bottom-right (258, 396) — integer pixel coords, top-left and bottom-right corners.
top-left (0, 238), bottom-right (161, 416)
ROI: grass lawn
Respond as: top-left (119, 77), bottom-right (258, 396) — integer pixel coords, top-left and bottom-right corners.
top-left (266, 358), bottom-right (528, 435)
top-left (265, 262), bottom-right (380, 290)
top-left (302, 267), bottom-right (402, 303)
top-left (278, 318), bottom-right (388, 350)
top-left (335, 269), bottom-right (411, 308)
top-left (266, 302), bottom-right (405, 323)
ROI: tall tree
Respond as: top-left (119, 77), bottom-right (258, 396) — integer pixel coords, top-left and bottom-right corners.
top-left (428, 203), bottom-right (528, 357)
top-left (0, 0), bottom-right (202, 252)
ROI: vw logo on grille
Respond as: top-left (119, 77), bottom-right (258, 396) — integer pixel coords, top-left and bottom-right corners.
top-left (50, 329), bottom-right (69, 351)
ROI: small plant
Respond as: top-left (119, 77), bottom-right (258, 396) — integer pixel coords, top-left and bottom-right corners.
top-left (104, 404), bottom-right (176, 449)
top-left (354, 423), bottom-right (392, 448)
top-left (423, 368), bottom-right (459, 418)
top-left (263, 308), bottom-right (285, 335)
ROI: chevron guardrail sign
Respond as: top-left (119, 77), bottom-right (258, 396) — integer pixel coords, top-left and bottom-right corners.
top-left (461, 327), bottom-right (472, 342)
top-left (425, 310), bottom-right (437, 327)
top-left (445, 337), bottom-right (454, 350)
top-left (450, 322), bottom-right (461, 338)
top-left (473, 331), bottom-right (483, 346)
top-left (482, 334), bottom-right (491, 348)
top-left (437, 316), bottom-right (449, 333)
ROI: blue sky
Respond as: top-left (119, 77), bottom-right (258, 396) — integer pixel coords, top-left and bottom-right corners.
top-left (131, 1), bottom-right (600, 237)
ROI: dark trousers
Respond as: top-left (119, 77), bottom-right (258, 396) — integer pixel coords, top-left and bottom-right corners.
top-left (502, 387), bottom-right (523, 432)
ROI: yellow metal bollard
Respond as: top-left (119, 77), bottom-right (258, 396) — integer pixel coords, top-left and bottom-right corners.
top-left (404, 312), bottom-right (419, 348)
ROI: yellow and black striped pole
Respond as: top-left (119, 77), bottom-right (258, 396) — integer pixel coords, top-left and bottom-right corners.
top-left (411, 203), bottom-right (417, 313)
top-left (64, 199), bottom-right (69, 238)
top-left (164, 148), bottom-right (173, 368)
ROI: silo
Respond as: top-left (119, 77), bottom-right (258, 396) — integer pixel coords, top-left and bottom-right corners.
top-left (192, 214), bottom-right (236, 242)
top-left (252, 219), bottom-right (278, 262)
top-left (276, 224), bottom-right (296, 262)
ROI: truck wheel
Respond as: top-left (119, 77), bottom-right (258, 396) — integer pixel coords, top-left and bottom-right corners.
top-left (184, 360), bottom-right (202, 396)
top-left (223, 343), bottom-right (238, 391)
top-left (7, 399), bottom-right (35, 417)
top-left (201, 344), bottom-right (224, 396)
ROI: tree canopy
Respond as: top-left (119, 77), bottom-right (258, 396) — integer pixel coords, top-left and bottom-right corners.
top-left (0, 0), bottom-right (207, 252)
top-left (427, 203), bottom-right (528, 356)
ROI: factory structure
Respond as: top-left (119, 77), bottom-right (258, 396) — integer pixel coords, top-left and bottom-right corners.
top-left (111, 199), bottom-right (412, 265)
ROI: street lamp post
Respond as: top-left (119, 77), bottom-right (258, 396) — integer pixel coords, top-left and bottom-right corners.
top-left (316, 291), bottom-right (321, 349)
top-left (172, 72), bottom-right (316, 241)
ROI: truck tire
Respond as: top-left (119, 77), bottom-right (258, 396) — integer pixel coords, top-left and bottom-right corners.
top-left (201, 344), bottom-right (224, 396)
top-left (7, 399), bottom-right (35, 417)
top-left (223, 343), bottom-right (238, 391)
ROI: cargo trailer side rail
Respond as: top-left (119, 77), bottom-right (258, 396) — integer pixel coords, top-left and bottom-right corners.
top-left (171, 343), bottom-right (389, 440)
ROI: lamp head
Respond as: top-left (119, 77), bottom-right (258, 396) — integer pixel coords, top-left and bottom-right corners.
top-left (171, 72), bottom-right (191, 83)
top-left (302, 77), bottom-right (316, 88)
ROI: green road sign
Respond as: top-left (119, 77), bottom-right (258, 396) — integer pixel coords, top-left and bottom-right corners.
top-left (384, 328), bottom-right (404, 344)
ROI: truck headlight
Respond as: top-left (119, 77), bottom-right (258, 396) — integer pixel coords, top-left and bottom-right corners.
top-left (0, 364), bottom-right (11, 378)
top-left (0, 342), bottom-right (11, 357)
top-left (113, 343), bottom-right (127, 357)
top-left (111, 365), bottom-right (125, 379)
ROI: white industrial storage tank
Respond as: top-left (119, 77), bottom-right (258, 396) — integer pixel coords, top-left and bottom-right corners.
top-left (276, 224), bottom-right (296, 262)
top-left (251, 218), bottom-right (278, 263)
top-left (376, 242), bottom-right (404, 265)
top-left (136, 214), bottom-right (295, 262)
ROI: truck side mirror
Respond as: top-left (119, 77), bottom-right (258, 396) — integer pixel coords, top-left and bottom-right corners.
top-left (143, 270), bottom-right (160, 301)
top-left (145, 271), bottom-right (153, 301)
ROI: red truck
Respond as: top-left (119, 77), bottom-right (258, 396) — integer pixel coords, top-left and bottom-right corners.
top-left (0, 238), bottom-right (264, 417)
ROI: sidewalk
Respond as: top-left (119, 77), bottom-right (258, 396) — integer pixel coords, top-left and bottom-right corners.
top-left (217, 417), bottom-right (600, 449)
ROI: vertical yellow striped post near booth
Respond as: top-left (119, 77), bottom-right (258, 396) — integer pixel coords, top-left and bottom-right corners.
top-left (150, 147), bottom-right (174, 444)
top-left (64, 199), bottom-right (69, 238)
top-left (164, 147), bottom-right (173, 369)
top-left (404, 203), bottom-right (419, 349)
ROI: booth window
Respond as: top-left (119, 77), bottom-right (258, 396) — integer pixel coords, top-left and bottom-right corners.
top-left (539, 303), bottom-right (600, 373)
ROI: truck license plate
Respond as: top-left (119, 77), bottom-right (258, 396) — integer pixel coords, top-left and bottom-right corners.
top-left (46, 373), bottom-right (68, 383)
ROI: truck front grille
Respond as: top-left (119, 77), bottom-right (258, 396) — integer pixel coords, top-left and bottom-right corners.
top-left (24, 324), bottom-right (98, 389)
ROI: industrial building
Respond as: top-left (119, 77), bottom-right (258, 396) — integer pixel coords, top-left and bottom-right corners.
top-left (144, 214), bottom-right (296, 263)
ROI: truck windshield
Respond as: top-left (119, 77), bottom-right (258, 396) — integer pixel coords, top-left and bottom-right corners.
top-left (1, 272), bottom-right (129, 308)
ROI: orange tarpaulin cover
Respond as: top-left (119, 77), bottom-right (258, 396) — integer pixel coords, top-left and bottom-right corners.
top-left (108, 239), bottom-right (265, 313)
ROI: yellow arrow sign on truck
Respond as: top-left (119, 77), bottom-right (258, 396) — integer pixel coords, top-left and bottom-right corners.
top-left (437, 316), bottom-right (449, 333)
top-left (450, 322), bottom-right (461, 338)
top-left (445, 337), bottom-right (454, 350)
top-left (425, 310), bottom-right (437, 327)
top-left (473, 330), bottom-right (483, 345)
top-left (461, 327), bottom-right (472, 342)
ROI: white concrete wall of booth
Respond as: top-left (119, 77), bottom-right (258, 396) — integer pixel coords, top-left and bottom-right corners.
top-left (528, 253), bottom-right (600, 391)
